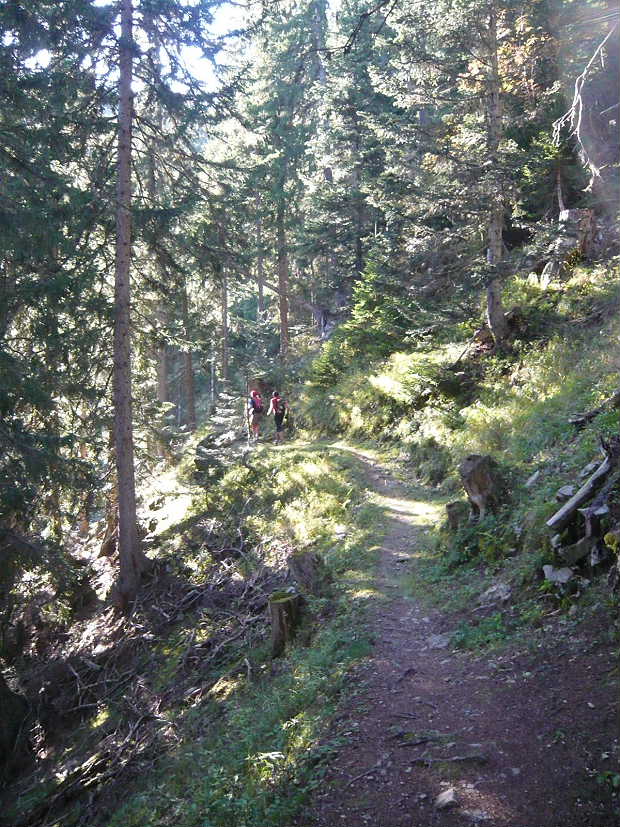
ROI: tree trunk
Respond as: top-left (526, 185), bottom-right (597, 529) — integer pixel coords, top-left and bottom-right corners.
top-left (113, 0), bottom-right (148, 612)
top-left (486, 273), bottom-right (509, 346)
top-left (78, 443), bottom-right (91, 537)
top-left (181, 283), bottom-right (196, 431)
top-left (310, 3), bottom-right (333, 183)
top-left (147, 152), bottom-right (168, 411)
top-left (210, 344), bottom-right (216, 410)
top-left (352, 124), bottom-right (364, 277)
top-left (146, 136), bottom-right (170, 445)
top-left (221, 267), bottom-right (229, 381)
top-left (556, 165), bottom-right (566, 213)
top-left (484, 2), bottom-right (509, 348)
top-left (156, 314), bottom-right (168, 406)
top-left (256, 194), bottom-right (265, 318)
top-left (269, 590), bottom-right (302, 657)
top-left (276, 203), bottom-right (289, 361)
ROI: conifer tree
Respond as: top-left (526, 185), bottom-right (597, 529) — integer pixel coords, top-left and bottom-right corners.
top-left (113, 0), bottom-right (148, 610)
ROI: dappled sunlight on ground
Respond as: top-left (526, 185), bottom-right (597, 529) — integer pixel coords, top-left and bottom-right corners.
top-left (453, 783), bottom-right (516, 825)
top-left (331, 441), bottom-right (380, 463)
top-left (372, 492), bottom-right (443, 527)
top-left (343, 568), bottom-right (387, 601)
top-left (139, 466), bottom-right (198, 536)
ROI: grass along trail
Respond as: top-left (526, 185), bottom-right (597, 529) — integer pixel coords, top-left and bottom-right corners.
top-left (297, 446), bottom-right (618, 827)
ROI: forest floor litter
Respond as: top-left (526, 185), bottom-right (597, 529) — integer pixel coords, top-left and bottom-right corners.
top-left (296, 446), bottom-right (619, 827)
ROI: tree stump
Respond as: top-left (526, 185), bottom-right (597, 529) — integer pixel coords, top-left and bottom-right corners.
top-left (458, 455), bottom-right (502, 520)
top-left (288, 550), bottom-right (332, 596)
top-left (269, 589), bottom-right (302, 658)
top-left (446, 501), bottom-right (469, 532)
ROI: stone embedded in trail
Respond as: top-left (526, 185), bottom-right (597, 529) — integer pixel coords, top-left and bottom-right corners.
top-left (479, 581), bottom-right (511, 605)
top-left (463, 809), bottom-right (492, 823)
top-left (542, 565), bottom-right (574, 584)
top-left (434, 787), bottom-right (458, 809)
top-left (213, 429), bottom-right (238, 448)
top-left (427, 632), bottom-right (451, 649)
top-left (579, 460), bottom-right (599, 479)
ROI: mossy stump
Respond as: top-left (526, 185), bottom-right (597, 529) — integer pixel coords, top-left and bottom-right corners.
top-left (269, 589), bottom-right (302, 658)
top-left (459, 454), bottom-right (503, 520)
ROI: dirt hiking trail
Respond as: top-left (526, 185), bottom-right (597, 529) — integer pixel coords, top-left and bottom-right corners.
top-left (296, 448), bottom-right (618, 827)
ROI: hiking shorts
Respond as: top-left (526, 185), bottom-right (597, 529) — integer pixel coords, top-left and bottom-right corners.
top-left (274, 413), bottom-right (285, 432)
top-left (249, 409), bottom-right (263, 426)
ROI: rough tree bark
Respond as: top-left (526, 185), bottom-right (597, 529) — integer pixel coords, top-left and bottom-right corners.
top-left (112, 0), bottom-right (149, 611)
top-left (484, 1), bottom-right (509, 347)
top-left (221, 266), bottom-right (229, 381)
top-left (269, 590), bottom-right (302, 657)
top-left (276, 202), bottom-right (289, 361)
top-left (146, 148), bottom-right (168, 412)
top-left (352, 117), bottom-right (364, 278)
top-left (180, 282), bottom-right (196, 431)
top-left (256, 193), bottom-right (265, 318)
top-left (156, 305), bottom-right (168, 406)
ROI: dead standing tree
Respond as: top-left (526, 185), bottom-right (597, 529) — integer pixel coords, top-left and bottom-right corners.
top-left (553, 20), bottom-right (620, 206)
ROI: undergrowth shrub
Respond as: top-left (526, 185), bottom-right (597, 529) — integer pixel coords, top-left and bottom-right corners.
top-left (101, 445), bottom-right (382, 827)
top-left (406, 436), bottom-right (453, 485)
top-left (451, 612), bottom-right (510, 650)
top-left (441, 511), bottom-right (519, 569)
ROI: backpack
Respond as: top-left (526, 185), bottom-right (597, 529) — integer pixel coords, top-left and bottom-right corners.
top-left (249, 396), bottom-right (263, 413)
top-left (273, 397), bottom-right (285, 415)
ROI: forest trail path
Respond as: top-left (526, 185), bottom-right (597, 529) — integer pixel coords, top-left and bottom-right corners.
top-left (297, 446), bottom-right (616, 827)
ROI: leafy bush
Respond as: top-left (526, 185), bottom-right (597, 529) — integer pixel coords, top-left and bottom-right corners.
top-left (442, 511), bottom-right (518, 569)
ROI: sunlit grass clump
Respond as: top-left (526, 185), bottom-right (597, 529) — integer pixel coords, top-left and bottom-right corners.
top-left (105, 444), bottom-right (382, 827)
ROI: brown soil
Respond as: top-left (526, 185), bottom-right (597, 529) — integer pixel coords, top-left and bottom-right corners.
top-left (296, 452), bottom-right (619, 827)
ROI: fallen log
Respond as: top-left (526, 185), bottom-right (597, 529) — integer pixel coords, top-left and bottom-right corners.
top-left (570, 387), bottom-right (620, 428)
top-left (546, 454), bottom-right (613, 533)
